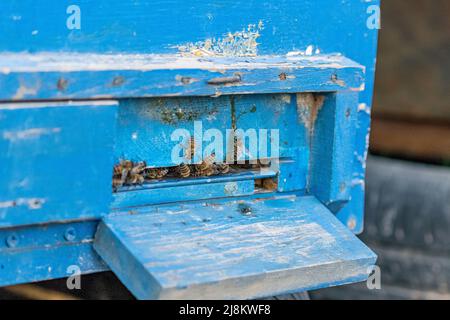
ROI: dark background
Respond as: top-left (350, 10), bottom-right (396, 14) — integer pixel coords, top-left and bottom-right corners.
top-left (312, 0), bottom-right (450, 300)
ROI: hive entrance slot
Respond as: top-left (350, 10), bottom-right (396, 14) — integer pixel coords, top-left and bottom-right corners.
top-left (112, 159), bottom-right (275, 192)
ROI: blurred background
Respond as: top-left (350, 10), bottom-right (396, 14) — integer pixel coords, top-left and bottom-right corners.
top-left (1, 0), bottom-right (449, 300)
top-left (311, 0), bottom-right (450, 300)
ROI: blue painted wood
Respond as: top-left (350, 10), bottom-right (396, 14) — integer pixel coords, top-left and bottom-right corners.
top-left (233, 94), bottom-right (308, 163)
top-left (94, 195), bottom-right (376, 299)
top-left (0, 53), bottom-right (364, 101)
top-left (338, 98), bottom-right (373, 233)
top-left (277, 159), bottom-right (305, 192)
top-left (116, 96), bottom-right (231, 167)
top-left (0, 0), bottom-right (378, 225)
top-left (0, 0), bottom-right (380, 288)
top-left (309, 92), bottom-right (359, 213)
top-left (0, 0), bottom-right (379, 234)
top-left (0, 243), bottom-right (107, 287)
top-left (115, 94), bottom-right (311, 168)
top-left (0, 221), bottom-right (107, 286)
top-left (112, 180), bottom-right (255, 209)
top-left (0, 1), bottom-right (379, 60)
top-left (0, 101), bottom-right (118, 227)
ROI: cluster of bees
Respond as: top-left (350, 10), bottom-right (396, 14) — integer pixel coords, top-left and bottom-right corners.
top-left (112, 155), bottom-right (233, 190)
top-left (177, 155), bottom-right (230, 178)
top-left (112, 137), bottom-right (273, 190)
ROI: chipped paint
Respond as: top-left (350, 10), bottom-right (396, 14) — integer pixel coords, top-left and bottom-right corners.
top-left (287, 45), bottom-right (321, 57)
top-left (0, 100), bottom-right (118, 110)
top-left (331, 74), bottom-right (346, 87)
top-left (357, 103), bottom-right (371, 115)
top-left (296, 93), bottom-right (325, 133)
top-left (175, 75), bottom-right (199, 85)
top-left (305, 45), bottom-right (314, 56)
top-left (177, 22), bottom-right (263, 57)
top-left (12, 83), bottom-right (39, 100)
top-left (224, 182), bottom-right (239, 195)
top-left (136, 98), bottom-right (220, 125)
top-left (354, 130), bottom-right (371, 170)
top-left (0, 52), bottom-right (363, 74)
top-left (280, 94), bottom-right (291, 104)
top-left (3, 127), bottom-right (61, 141)
top-left (351, 178), bottom-right (365, 190)
top-left (0, 198), bottom-right (46, 210)
top-left (347, 216), bottom-right (357, 230)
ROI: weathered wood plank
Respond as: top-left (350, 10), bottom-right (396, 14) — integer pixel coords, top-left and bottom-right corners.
top-left (94, 195), bottom-right (376, 299)
top-left (115, 94), bottom-right (309, 168)
top-left (112, 180), bottom-right (255, 209)
top-left (0, 221), bottom-right (107, 287)
top-left (0, 53), bottom-right (364, 101)
top-left (0, 0), bottom-right (379, 59)
top-left (310, 92), bottom-right (359, 214)
top-left (0, 100), bottom-right (118, 227)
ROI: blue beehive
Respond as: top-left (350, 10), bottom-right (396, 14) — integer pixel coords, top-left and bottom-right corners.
top-left (0, 0), bottom-right (380, 299)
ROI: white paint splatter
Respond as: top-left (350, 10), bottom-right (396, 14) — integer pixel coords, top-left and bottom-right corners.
top-left (3, 127), bottom-right (61, 141)
top-left (12, 83), bottom-right (40, 100)
top-left (358, 103), bottom-right (371, 115)
top-left (287, 45), bottom-right (321, 57)
top-left (305, 45), bottom-right (314, 56)
top-left (177, 22), bottom-right (264, 57)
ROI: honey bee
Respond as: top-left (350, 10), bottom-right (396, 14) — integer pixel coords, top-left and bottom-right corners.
top-left (192, 154), bottom-right (216, 176)
top-left (203, 166), bottom-right (216, 176)
top-left (145, 167), bottom-right (169, 180)
top-left (126, 161), bottom-right (145, 185)
top-left (198, 154), bottom-right (216, 171)
top-left (178, 163), bottom-right (191, 178)
top-left (234, 137), bottom-right (244, 163)
top-left (215, 163), bottom-right (230, 174)
top-left (112, 160), bottom-right (147, 189)
top-left (112, 177), bottom-right (124, 190)
top-left (130, 161), bottom-right (146, 174)
top-left (157, 168), bottom-right (169, 179)
top-left (128, 172), bottom-right (145, 185)
top-left (144, 168), bottom-right (158, 179)
top-left (113, 164), bottom-right (123, 177)
top-left (113, 165), bottom-right (123, 189)
top-left (112, 160), bottom-right (133, 189)
top-left (188, 165), bottom-right (202, 177)
top-left (185, 136), bottom-right (195, 161)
